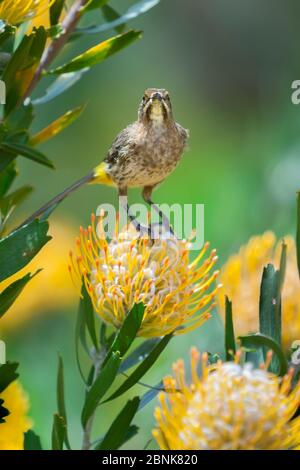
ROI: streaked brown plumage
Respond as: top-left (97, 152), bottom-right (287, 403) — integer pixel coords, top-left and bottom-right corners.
top-left (20, 88), bottom-right (189, 227)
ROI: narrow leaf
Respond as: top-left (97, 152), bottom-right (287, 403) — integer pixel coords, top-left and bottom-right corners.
top-left (119, 338), bottom-right (160, 373)
top-left (81, 351), bottom-right (121, 427)
top-left (79, 0), bottom-right (160, 34)
top-left (51, 413), bottom-right (66, 450)
top-left (83, 0), bottom-right (109, 12)
top-left (239, 333), bottom-right (288, 376)
top-left (50, 0), bottom-right (65, 25)
top-left (33, 69), bottom-right (89, 105)
top-left (0, 163), bottom-right (17, 198)
top-left (0, 185), bottom-right (33, 217)
top-left (225, 296), bottom-right (236, 360)
top-left (30, 105), bottom-right (85, 146)
top-left (104, 334), bottom-right (172, 403)
top-left (0, 142), bottom-right (54, 168)
top-left (102, 303), bottom-right (145, 367)
top-left (0, 271), bottom-right (40, 319)
top-left (56, 356), bottom-right (71, 449)
top-left (138, 381), bottom-right (162, 410)
top-left (96, 397), bottom-right (140, 450)
top-left (0, 219), bottom-right (51, 282)
top-left (50, 30), bottom-right (142, 74)
top-left (24, 430), bottom-right (42, 450)
top-left (259, 263), bottom-right (283, 365)
top-left (101, 5), bottom-right (125, 34)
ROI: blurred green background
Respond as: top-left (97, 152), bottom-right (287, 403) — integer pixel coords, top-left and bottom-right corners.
top-left (3, 0), bottom-right (300, 449)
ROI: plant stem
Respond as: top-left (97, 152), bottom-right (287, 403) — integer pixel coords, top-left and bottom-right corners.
top-left (81, 347), bottom-right (106, 450)
top-left (22, 0), bottom-right (87, 101)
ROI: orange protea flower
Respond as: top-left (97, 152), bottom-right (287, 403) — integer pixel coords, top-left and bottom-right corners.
top-left (153, 348), bottom-right (300, 450)
top-left (0, 0), bottom-right (52, 26)
top-left (69, 215), bottom-right (220, 338)
top-left (218, 232), bottom-right (300, 349)
top-left (0, 381), bottom-right (31, 450)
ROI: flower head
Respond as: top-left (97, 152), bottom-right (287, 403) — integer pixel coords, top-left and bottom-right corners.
top-left (0, 0), bottom-right (52, 26)
top-left (218, 232), bottom-right (300, 348)
top-left (69, 215), bottom-right (220, 338)
top-left (153, 348), bottom-right (300, 450)
top-left (0, 381), bottom-right (31, 450)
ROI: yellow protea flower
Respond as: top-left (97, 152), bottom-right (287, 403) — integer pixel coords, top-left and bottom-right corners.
top-left (153, 348), bottom-right (300, 450)
top-left (0, 381), bottom-right (31, 450)
top-left (0, 0), bottom-right (52, 26)
top-left (217, 232), bottom-right (300, 349)
top-left (69, 215), bottom-right (220, 338)
top-left (0, 219), bottom-right (77, 333)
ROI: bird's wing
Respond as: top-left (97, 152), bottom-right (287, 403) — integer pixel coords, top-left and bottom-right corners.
top-left (105, 123), bottom-right (139, 165)
top-left (176, 123), bottom-right (189, 148)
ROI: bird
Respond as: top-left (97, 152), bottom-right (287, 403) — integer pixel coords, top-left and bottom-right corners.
top-left (19, 88), bottom-right (189, 230)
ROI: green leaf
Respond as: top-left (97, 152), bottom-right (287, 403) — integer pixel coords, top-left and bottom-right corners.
top-left (81, 351), bottom-right (121, 427)
top-left (33, 69), bottom-right (89, 105)
top-left (0, 163), bottom-right (17, 198)
top-left (93, 424), bottom-right (139, 450)
top-left (0, 363), bottom-right (18, 393)
top-left (24, 430), bottom-right (42, 450)
top-left (56, 356), bottom-right (71, 450)
top-left (78, 0), bottom-right (160, 35)
top-left (225, 296), bottom-right (236, 360)
top-left (138, 381), bottom-right (162, 410)
top-left (51, 413), bottom-right (66, 450)
top-left (30, 105), bottom-right (85, 146)
top-left (297, 191), bottom-right (300, 278)
top-left (0, 147), bottom-right (16, 172)
top-left (104, 334), bottom-right (172, 403)
top-left (0, 271), bottom-right (40, 319)
top-left (101, 5), bottom-right (125, 34)
top-left (238, 334), bottom-right (288, 376)
top-left (0, 185), bottom-right (33, 218)
top-left (119, 338), bottom-right (160, 373)
top-left (50, 30), bottom-right (142, 74)
top-left (3, 27), bottom-right (47, 114)
top-left (102, 303), bottom-right (145, 367)
top-left (0, 219), bottom-right (51, 282)
top-left (50, 0), bottom-right (65, 25)
top-left (259, 264), bottom-right (281, 346)
top-left (0, 142), bottom-right (54, 168)
top-left (96, 397), bottom-right (140, 450)
top-left (5, 103), bottom-right (34, 134)
top-left (79, 282), bottom-right (98, 351)
top-left (83, 0), bottom-right (109, 12)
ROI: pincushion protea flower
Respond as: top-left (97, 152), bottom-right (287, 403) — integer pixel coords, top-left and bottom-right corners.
top-left (217, 232), bottom-right (300, 349)
top-left (69, 215), bottom-right (220, 338)
top-left (0, 0), bottom-right (52, 26)
top-left (153, 348), bottom-right (300, 450)
top-left (0, 381), bottom-right (31, 450)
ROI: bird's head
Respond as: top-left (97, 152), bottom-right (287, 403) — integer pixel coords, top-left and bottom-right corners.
top-left (138, 88), bottom-right (173, 124)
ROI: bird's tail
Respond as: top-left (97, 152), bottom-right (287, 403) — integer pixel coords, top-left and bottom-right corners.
top-left (17, 162), bottom-right (114, 229)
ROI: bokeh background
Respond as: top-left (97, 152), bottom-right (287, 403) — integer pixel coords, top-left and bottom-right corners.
top-left (3, 0), bottom-right (300, 449)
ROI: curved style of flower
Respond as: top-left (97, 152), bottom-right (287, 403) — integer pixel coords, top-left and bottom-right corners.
top-left (69, 215), bottom-right (220, 338)
top-left (153, 348), bottom-right (300, 450)
top-left (0, 381), bottom-right (31, 450)
top-left (0, 0), bottom-right (52, 26)
top-left (218, 232), bottom-right (300, 348)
